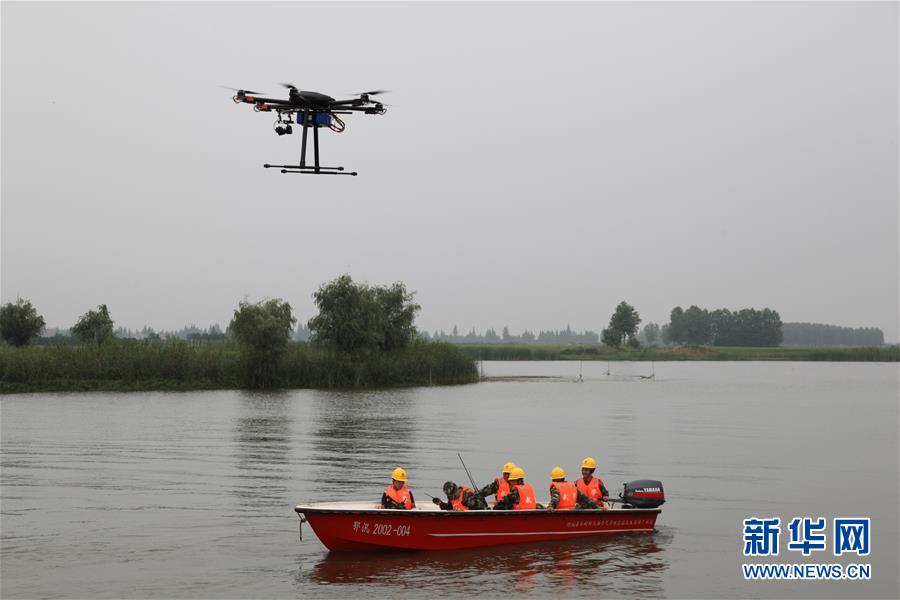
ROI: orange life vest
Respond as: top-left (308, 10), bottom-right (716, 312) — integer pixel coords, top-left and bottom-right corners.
top-left (496, 477), bottom-right (511, 501)
top-left (383, 483), bottom-right (413, 509)
top-left (576, 476), bottom-right (604, 502)
top-left (550, 481), bottom-right (578, 510)
top-left (512, 483), bottom-right (537, 510)
top-left (451, 486), bottom-right (473, 511)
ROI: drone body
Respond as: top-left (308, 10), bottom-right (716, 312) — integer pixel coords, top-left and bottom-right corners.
top-left (228, 84), bottom-right (388, 176)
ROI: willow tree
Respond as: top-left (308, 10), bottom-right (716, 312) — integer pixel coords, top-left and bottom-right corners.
top-left (0, 298), bottom-right (46, 347)
top-left (72, 304), bottom-right (114, 345)
top-left (308, 275), bottom-right (420, 353)
top-left (229, 298), bottom-right (296, 388)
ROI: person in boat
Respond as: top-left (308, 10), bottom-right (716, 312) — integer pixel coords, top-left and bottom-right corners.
top-left (381, 467), bottom-right (416, 510)
top-left (548, 466), bottom-right (601, 510)
top-left (576, 457), bottom-right (609, 509)
top-left (479, 462), bottom-right (516, 502)
top-left (492, 467), bottom-right (541, 510)
top-left (432, 481), bottom-right (488, 511)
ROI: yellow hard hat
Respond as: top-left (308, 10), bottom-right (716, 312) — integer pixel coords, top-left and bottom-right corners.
top-left (508, 467), bottom-right (526, 481)
top-left (502, 462), bottom-right (517, 474)
top-left (391, 467), bottom-right (408, 482)
top-left (550, 466), bottom-right (566, 479)
top-left (581, 457), bottom-right (597, 470)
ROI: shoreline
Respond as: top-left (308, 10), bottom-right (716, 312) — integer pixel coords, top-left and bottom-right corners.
top-left (457, 343), bottom-right (899, 362)
top-left (0, 339), bottom-right (479, 394)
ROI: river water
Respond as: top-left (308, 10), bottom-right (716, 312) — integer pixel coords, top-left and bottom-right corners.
top-left (1, 361), bottom-right (897, 598)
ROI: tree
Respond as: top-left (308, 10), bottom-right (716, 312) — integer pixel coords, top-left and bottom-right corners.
top-left (660, 323), bottom-right (671, 345)
top-left (72, 304), bottom-right (114, 345)
top-left (603, 301), bottom-right (641, 347)
top-left (710, 307), bottom-right (782, 347)
top-left (641, 322), bottom-right (661, 346)
top-left (229, 298), bottom-right (296, 388)
top-left (373, 282), bottom-right (420, 351)
top-left (0, 298), bottom-right (46, 346)
top-left (601, 328), bottom-right (622, 348)
top-left (308, 275), bottom-right (382, 353)
top-left (667, 305), bottom-right (712, 345)
top-left (308, 275), bottom-right (421, 353)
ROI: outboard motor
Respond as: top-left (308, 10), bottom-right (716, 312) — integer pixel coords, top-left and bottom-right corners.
top-left (620, 480), bottom-right (665, 509)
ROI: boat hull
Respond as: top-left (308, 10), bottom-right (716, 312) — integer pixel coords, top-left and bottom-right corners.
top-left (295, 503), bottom-right (660, 552)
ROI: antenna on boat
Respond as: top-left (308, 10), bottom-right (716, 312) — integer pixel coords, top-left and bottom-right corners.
top-left (458, 453), bottom-right (486, 505)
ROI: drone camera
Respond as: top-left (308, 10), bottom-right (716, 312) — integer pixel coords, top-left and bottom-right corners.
top-left (275, 124), bottom-right (293, 136)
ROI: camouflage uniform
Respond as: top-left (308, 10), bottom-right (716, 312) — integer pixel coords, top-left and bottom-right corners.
top-left (549, 483), bottom-right (601, 509)
top-left (433, 482), bottom-right (488, 510)
top-left (479, 478), bottom-right (504, 499)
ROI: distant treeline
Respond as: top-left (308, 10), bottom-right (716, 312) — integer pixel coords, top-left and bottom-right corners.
top-left (459, 343), bottom-right (899, 362)
top-left (426, 325), bottom-right (599, 345)
top-left (662, 306), bottom-right (783, 347)
top-left (36, 323), bottom-right (310, 345)
top-left (781, 323), bottom-right (884, 347)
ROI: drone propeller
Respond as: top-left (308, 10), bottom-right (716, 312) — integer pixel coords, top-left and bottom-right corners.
top-left (353, 90), bottom-right (390, 96)
top-left (279, 83), bottom-right (299, 90)
top-left (220, 86), bottom-right (266, 95)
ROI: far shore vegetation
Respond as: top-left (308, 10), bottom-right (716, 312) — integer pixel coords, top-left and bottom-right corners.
top-left (0, 338), bottom-right (476, 394)
top-left (1, 290), bottom-right (896, 394)
top-left (457, 343), bottom-right (898, 363)
top-left (0, 276), bottom-right (478, 393)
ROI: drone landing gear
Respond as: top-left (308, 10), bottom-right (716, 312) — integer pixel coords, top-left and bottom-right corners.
top-left (264, 165), bottom-right (355, 176)
top-left (264, 110), bottom-right (357, 176)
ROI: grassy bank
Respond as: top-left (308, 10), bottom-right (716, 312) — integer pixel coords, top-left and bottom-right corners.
top-left (0, 339), bottom-right (478, 394)
top-left (458, 343), bottom-right (899, 362)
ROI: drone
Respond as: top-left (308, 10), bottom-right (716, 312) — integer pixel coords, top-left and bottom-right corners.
top-left (227, 83), bottom-right (388, 176)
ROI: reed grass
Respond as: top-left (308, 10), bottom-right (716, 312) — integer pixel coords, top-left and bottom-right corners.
top-left (0, 339), bottom-right (478, 393)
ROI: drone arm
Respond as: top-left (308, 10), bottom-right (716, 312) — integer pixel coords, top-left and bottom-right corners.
top-left (336, 106), bottom-right (386, 114)
top-left (328, 98), bottom-right (366, 107)
top-left (237, 96), bottom-right (293, 107)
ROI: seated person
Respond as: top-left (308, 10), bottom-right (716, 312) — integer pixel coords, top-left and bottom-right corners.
top-left (492, 467), bottom-right (542, 510)
top-left (576, 457), bottom-right (609, 509)
top-left (479, 462), bottom-right (516, 501)
top-left (548, 466), bottom-right (600, 510)
top-left (381, 467), bottom-right (415, 509)
top-left (432, 481), bottom-right (487, 511)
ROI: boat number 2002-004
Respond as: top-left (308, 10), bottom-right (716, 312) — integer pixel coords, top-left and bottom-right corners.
top-left (353, 521), bottom-right (412, 537)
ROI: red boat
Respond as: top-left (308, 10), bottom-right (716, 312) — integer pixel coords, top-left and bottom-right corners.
top-left (295, 481), bottom-right (664, 552)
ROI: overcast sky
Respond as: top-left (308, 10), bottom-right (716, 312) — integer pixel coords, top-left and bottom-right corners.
top-left (2, 1), bottom-right (897, 341)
